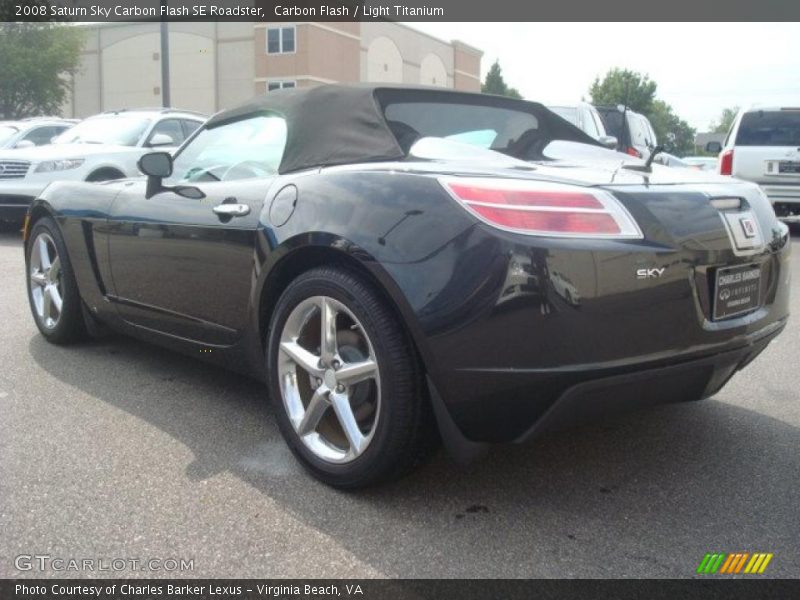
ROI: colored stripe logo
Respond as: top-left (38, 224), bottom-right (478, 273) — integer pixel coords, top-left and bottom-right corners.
top-left (696, 552), bottom-right (773, 574)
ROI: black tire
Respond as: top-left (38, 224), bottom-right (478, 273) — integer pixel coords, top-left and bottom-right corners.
top-left (266, 266), bottom-right (436, 488)
top-left (25, 216), bottom-right (86, 344)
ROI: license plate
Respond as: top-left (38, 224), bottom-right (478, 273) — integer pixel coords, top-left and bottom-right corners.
top-left (778, 160), bottom-right (800, 174)
top-left (713, 264), bottom-right (762, 320)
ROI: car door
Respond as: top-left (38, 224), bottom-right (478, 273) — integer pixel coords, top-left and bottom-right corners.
top-left (106, 113), bottom-right (288, 346)
top-left (629, 115), bottom-right (651, 159)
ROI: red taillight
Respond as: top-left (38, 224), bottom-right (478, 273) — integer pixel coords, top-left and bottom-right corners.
top-left (441, 178), bottom-right (642, 238)
top-left (626, 147), bottom-right (642, 158)
top-left (720, 149), bottom-right (734, 176)
top-left (446, 184), bottom-right (603, 210)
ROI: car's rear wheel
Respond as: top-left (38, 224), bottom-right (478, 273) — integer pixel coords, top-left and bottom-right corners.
top-left (25, 217), bottom-right (86, 344)
top-left (267, 267), bottom-right (434, 488)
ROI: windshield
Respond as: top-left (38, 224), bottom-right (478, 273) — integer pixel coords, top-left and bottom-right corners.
top-left (736, 110), bottom-right (800, 146)
top-left (0, 125), bottom-right (19, 145)
top-left (548, 106), bottom-right (579, 126)
top-left (168, 114), bottom-right (287, 183)
top-left (53, 115), bottom-right (150, 146)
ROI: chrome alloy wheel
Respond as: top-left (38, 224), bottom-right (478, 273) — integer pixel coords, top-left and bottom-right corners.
top-left (29, 232), bottom-right (64, 330)
top-left (278, 296), bottom-right (381, 463)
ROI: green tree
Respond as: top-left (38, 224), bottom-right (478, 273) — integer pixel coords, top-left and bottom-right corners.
top-left (589, 68), bottom-right (696, 155)
top-left (482, 61), bottom-right (522, 100)
top-left (0, 11), bottom-right (85, 119)
top-left (709, 106), bottom-right (739, 134)
top-left (589, 68), bottom-right (657, 114)
top-left (648, 100), bottom-right (696, 155)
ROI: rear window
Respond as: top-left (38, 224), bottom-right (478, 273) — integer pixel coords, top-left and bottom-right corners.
top-left (383, 101), bottom-right (540, 155)
top-left (736, 110), bottom-right (800, 146)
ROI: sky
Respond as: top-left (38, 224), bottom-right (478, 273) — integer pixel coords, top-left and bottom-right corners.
top-left (407, 22), bottom-right (800, 131)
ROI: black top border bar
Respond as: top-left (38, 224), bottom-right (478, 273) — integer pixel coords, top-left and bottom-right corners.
top-left (5, 0), bottom-right (800, 22)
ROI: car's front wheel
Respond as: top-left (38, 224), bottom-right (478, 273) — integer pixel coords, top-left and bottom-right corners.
top-left (267, 266), bottom-right (434, 488)
top-left (25, 217), bottom-right (86, 344)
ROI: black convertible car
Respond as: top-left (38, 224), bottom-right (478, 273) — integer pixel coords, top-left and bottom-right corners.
top-left (24, 85), bottom-right (791, 487)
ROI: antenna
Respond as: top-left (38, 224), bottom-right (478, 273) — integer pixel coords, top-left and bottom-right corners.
top-left (619, 75), bottom-right (630, 153)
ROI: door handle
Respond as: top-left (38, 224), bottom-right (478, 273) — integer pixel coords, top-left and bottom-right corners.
top-left (213, 203), bottom-right (250, 217)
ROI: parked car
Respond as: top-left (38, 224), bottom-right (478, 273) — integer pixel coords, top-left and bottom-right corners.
top-left (0, 118), bottom-right (76, 150)
top-left (547, 103), bottom-right (618, 148)
top-left (652, 152), bottom-right (690, 168)
top-left (707, 105), bottom-right (800, 222)
top-left (23, 85), bottom-right (790, 487)
top-left (0, 108), bottom-right (205, 226)
top-left (595, 105), bottom-right (658, 160)
top-left (682, 156), bottom-right (719, 171)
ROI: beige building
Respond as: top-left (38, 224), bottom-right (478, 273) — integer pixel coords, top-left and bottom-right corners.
top-left (63, 21), bottom-right (483, 118)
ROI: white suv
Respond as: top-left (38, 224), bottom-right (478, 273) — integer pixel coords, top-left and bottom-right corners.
top-left (0, 109), bottom-right (205, 225)
top-left (708, 105), bottom-right (800, 222)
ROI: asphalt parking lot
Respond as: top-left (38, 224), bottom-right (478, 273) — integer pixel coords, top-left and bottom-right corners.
top-left (1, 228), bottom-right (798, 579)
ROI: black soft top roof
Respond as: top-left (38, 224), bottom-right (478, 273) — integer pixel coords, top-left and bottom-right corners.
top-left (205, 84), bottom-right (595, 174)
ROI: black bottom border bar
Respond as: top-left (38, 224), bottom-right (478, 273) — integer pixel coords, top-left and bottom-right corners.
top-left (2, 579), bottom-right (799, 600)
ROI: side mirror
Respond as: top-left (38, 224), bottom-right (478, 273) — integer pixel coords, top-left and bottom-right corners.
top-left (705, 141), bottom-right (722, 154)
top-left (598, 135), bottom-right (618, 149)
top-left (14, 139), bottom-right (35, 149)
top-left (148, 133), bottom-right (176, 148)
top-left (138, 151), bottom-right (173, 199)
top-left (137, 151), bottom-right (204, 200)
top-left (139, 151), bottom-right (173, 178)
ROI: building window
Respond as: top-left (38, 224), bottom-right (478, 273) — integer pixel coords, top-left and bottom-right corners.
top-left (267, 80), bottom-right (296, 92)
top-left (267, 26), bottom-right (296, 54)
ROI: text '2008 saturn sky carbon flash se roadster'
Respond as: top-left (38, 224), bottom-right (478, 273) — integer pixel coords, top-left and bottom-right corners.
top-left (23, 85), bottom-right (791, 487)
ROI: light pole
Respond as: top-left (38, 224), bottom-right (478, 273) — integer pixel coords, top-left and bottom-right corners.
top-left (160, 0), bottom-right (171, 107)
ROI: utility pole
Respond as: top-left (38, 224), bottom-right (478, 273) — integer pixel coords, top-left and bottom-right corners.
top-left (160, 0), bottom-right (171, 108)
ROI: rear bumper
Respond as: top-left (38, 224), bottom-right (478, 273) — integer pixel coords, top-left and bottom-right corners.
top-left (759, 184), bottom-right (800, 221)
top-left (438, 318), bottom-right (786, 444)
top-left (516, 320), bottom-right (783, 442)
top-left (414, 186), bottom-right (791, 444)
